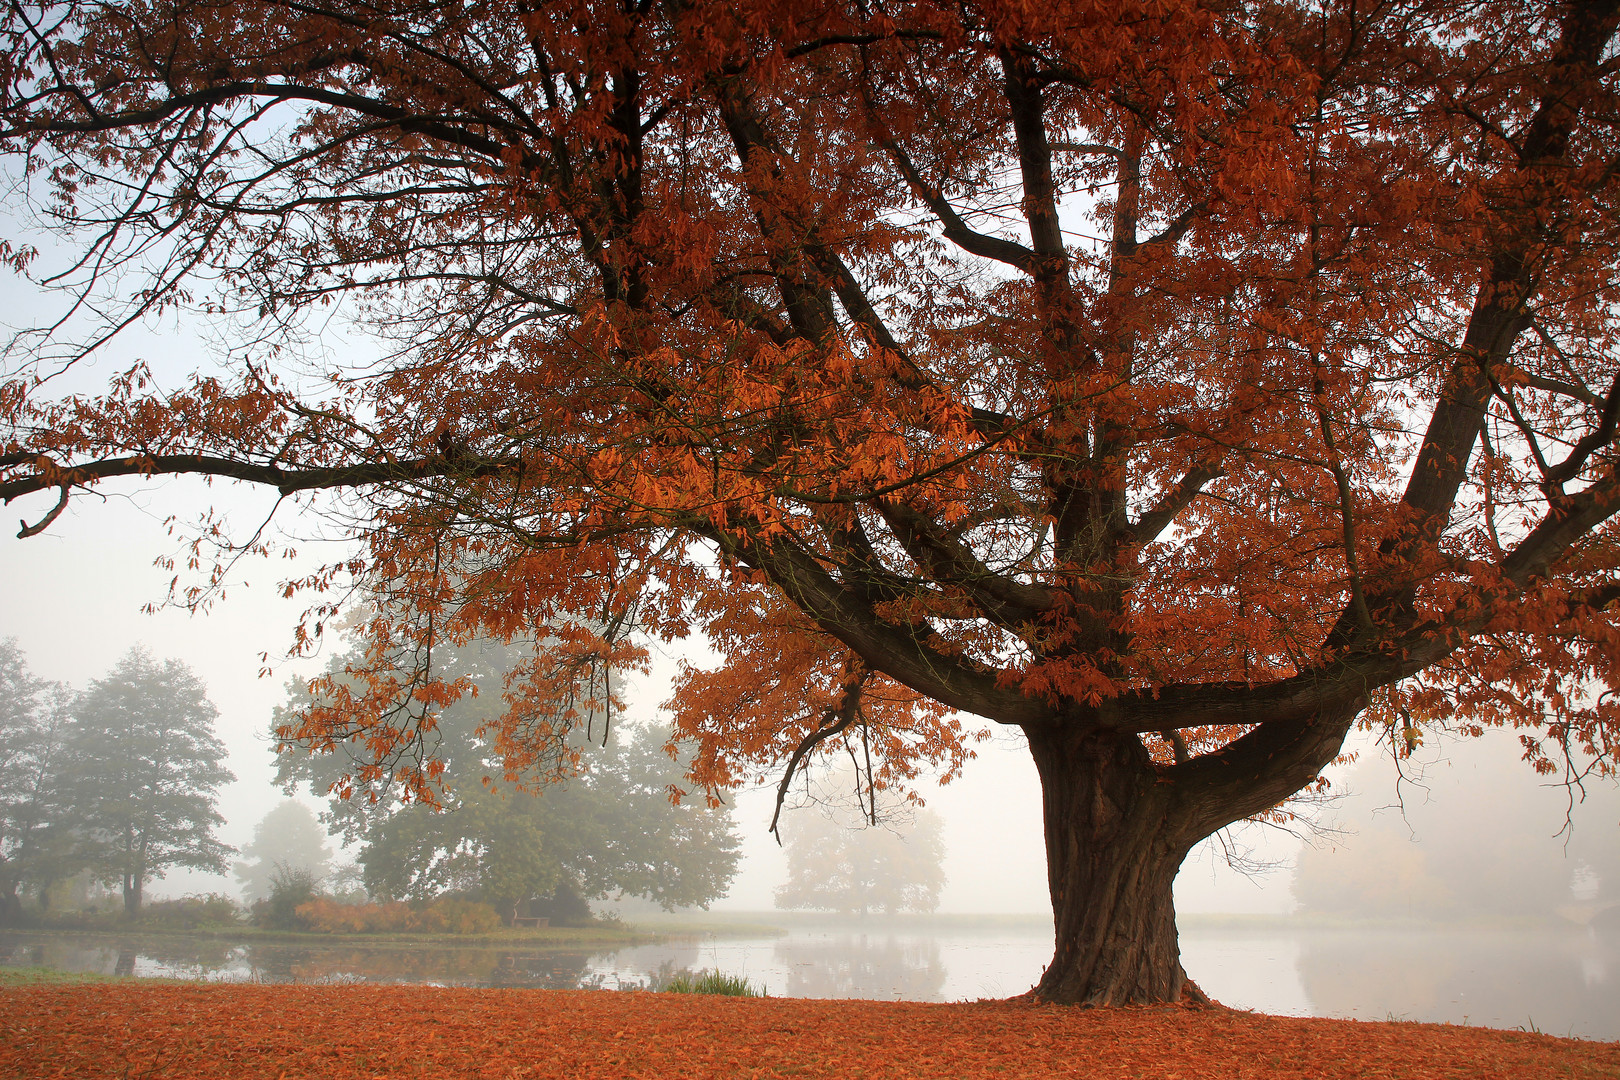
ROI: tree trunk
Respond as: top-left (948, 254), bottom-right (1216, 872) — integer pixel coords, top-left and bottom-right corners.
top-left (1025, 726), bottom-right (1206, 1005)
top-left (0, 884), bottom-right (22, 928)
top-left (1024, 701), bottom-right (1364, 1005)
top-left (122, 872), bottom-right (143, 917)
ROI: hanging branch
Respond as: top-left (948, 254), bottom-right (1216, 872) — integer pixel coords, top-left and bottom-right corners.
top-left (859, 710), bottom-right (877, 826)
top-left (16, 483), bottom-right (68, 538)
top-left (768, 667), bottom-right (870, 843)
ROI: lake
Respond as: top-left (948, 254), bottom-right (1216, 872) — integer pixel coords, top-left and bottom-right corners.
top-left (3, 917), bottom-right (1614, 1040)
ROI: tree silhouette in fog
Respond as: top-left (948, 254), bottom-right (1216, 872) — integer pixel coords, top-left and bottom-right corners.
top-left (1294, 731), bottom-right (1620, 921)
top-left (59, 649), bottom-right (234, 916)
top-left (234, 801), bottom-right (333, 905)
top-left (776, 803), bottom-right (946, 917)
top-left (277, 637), bottom-right (739, 922)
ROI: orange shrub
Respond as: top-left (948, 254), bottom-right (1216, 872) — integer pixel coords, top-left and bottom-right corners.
top-left (293, 897), bottom-right (501, 934)
top-left (417, 898), bottom-right (503, 934)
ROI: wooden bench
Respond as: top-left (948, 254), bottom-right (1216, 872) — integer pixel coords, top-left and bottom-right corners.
top-left (512, 916), bottom-right (550, 928)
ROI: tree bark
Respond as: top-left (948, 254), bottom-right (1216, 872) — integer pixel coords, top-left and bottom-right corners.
top-left (1025, 700), bottom-right (1364, 1005)
top-left (0, 884), bottom-right (21, 927)
top-left (1025, 726), bottom-right (1206, 1004)
top-left (122, 872), bottom-right (143, 917)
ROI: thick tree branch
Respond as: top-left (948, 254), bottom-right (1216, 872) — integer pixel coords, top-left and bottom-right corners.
top-left (874, 497), bottom-right (1058, 628)
top-left (1127, 465), bottom-right (1224, 544)
top-left (1545, 374), bottom-right (1620, 489)
top-left (767, 668), bottom-right (868, 842)
top-left (1126, 471), bottom-right (1620, 739)
top-left (711, 75), bottom-right (837, 341)
top-left (882, 140), bottom-right (1040, 273)
top-left (0, 450), bottom-right (495, 503)
top-left (998, 47), bottom-right (1067, 269)
top-left (1391, 0), bottom-right (1619, 560)
top-left (1502, 470), bottom-right (1620, 587)
top-left (708, 524), bottom-right (1059, 727)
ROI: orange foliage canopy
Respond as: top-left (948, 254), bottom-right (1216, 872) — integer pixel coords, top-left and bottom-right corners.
top-left (3, 0), bottom-right (1620, 1002)
top-left (1, 982), bottom-right (1615, 1080)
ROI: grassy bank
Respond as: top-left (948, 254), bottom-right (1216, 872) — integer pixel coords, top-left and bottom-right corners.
top-left (2, 979), bottom-right (1613, 1079)
top-left (0, 966), bottom-right (140, 987)
top-left (621, 908), bottom-right (1049, 935)
top-left (0, 922), bottom-right (657, 947)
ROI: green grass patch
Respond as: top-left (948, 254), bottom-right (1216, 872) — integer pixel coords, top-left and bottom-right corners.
top-left (0, 966), bottom-right (176, 987)
top-left (658, 968), bottom-right (766, 997)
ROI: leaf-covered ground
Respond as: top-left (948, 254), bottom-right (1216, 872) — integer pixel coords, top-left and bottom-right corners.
top-left (3, 982), bottom-right (1616, 1079)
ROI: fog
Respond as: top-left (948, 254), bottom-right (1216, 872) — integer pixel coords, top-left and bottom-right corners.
top-left (0, 486), bottom-right (1308, 917)
top-left (11, 482), bottom-right (1614, 930)
top-left (8, 482), bottom-right (1620, 1041)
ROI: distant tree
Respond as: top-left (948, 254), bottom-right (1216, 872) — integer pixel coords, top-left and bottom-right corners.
top-left (60, 648), bottom-right (236, 916)
top-left (776, 800), bottom-right (947, 917)
top-left (325, 860), bottom-right (369, 904)
top-left (358, 782), bottom-right (552, 921)
top-left (234, 800), bottom-right (333, 905)
top-left (0, 640), bottom-right (71, 923)
top-left (277, 638), bottom-right (740, 923)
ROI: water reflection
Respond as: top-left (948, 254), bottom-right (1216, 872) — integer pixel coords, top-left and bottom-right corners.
top-left (0, 934), bottom-right (609, 989)
top-left (2, 922), bottom-right (1614, 1040)
top-left (771, 934), bottom-right (946, 1000)
top-left (1295, 925), bottom-right (1619, 1038)
top-left (1, 935), bottom-right (238, 982)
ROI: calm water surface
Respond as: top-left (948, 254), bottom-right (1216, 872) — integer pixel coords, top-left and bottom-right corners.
top-left (3, 920), bottom-right (1614, 1040)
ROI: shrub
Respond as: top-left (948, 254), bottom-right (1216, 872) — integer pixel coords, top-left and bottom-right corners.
top-left (253, 863), bottom-right (323, 930)
top-left (292, 897), bottom-right (502, 935)
top-left (141, 894), bottom-right (242, 930)
top-left (419, 897), bottom-right (502, 934)
top-left (304, 899), bottom-right (412, 933)
top-left (290, 896), bottom-right (375, 934)
top-left (34, 908), bottom-right (117, 931)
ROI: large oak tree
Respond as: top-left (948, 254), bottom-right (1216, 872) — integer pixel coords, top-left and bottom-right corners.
top-left (4, 0), bottom-right (1620, 1002)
